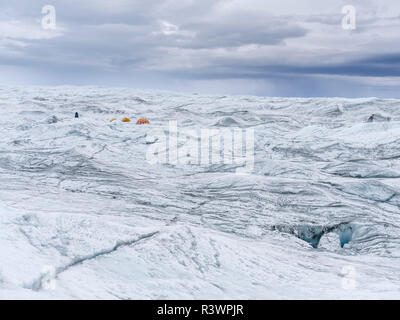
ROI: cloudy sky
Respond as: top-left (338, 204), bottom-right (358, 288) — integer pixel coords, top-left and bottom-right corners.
top-left (1, 0), bottom-right (400, 97)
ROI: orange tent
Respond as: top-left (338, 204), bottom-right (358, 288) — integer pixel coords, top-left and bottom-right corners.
top-left (136, 118), bottom-right (150, 124)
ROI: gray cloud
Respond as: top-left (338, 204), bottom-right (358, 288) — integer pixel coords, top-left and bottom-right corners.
top-left (1, 0), bottom-right (400, 97)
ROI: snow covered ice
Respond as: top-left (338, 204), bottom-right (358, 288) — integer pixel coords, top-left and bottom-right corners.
top-left (0, 86), bottom-right (400, 299)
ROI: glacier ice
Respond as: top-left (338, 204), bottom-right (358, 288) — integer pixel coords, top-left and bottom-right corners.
top-left (0, 86), bottom-right (400, 299)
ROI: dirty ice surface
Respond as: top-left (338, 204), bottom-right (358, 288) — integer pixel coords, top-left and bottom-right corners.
top-left (0, 86), bottom-right (399, 299)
